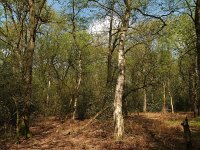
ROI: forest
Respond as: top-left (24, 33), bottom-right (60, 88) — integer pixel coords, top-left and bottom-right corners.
top-left (0, 0), bottom-right (200, 149)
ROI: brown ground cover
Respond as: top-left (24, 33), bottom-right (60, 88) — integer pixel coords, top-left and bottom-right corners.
top-left (1, 113), bottom-right (200, 150)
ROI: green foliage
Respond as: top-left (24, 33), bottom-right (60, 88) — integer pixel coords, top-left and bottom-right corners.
top-left (190, 117), bottom-right (200, 127)
top-left (0, 0), bottom-right (199, 138)
top-left (0, 59), bottom-right (18, 126)
top-left (166, 117), bottom-right (200, 127)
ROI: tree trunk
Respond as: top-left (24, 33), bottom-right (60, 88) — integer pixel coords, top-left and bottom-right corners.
top-left (162, 82), bottom-right (166, 113)
top-left (192, 66), bottom-right (198, 117)
top-left (1, 0), bottom-right (46, 138)
top-left (21, 0), bottom-right (36, 137)
top-left (13, 97), bottom-right (20, 142)
top-left (73, 53), bottom-right (82, 120)
top-left (195, 0), bottom-right (200, 116)
top-left (71, 0), bottom-right (82, 120)
top-left (114, 0), bottom-right (131, 141)
top-left (143, 88), bottom-right (147, 113)
top-left (167, 81), bottom-right (174, 113)
top-left (107, 0), bottom-right (115, 85)
top-left (168, 89), bottom-right (174, 114)
top-left (101, 0), bottom-right (116, 109)
top-left (22, 0), bottom-right (46, 136)
top-left (188, 70), bottom-right (193, 111)
top-left (45, 80), bottom-right (51, 118)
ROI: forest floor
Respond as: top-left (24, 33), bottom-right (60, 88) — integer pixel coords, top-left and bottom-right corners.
top-left (1, 113), bottom-right (200, 150)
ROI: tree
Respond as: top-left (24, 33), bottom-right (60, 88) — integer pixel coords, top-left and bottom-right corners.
top-left (195, 0), bottom-right (200, 116)
top-left (113, 0), bottom-right (131, 141)
top-left (0, 0), bottom-right (49, 138)
top-left (179, 0), bottom-right (200, 116)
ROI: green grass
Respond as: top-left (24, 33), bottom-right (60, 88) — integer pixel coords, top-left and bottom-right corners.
top-left (165, 120), bottom-right (180, 126)
top-left (190, 117), bottom-right (200, 127)
top-left (165, 117), bottom-right (200, 127)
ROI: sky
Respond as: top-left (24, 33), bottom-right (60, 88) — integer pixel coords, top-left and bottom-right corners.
top-left (46, 0), bottom-right (186, 34)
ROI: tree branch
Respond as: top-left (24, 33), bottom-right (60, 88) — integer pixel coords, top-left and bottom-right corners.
top-left (90, 0), bottom-right (122, 18)
top-left (184, 0), bottom-right (195, 23)
top-left (135, 8), bottom-right (174, 34)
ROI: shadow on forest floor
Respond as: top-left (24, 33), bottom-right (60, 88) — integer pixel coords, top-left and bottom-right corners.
top-left (1, 113), bottom-right (200, 150)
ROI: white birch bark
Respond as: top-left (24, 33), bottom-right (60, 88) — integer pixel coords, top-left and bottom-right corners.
top-left (73, 52), bottom-right (82, 120)
top-left (114, 0), bottom-right (131, 141)
top-left (169, 91), bottom-right (174, 114)
top-left (162, 82), bottom-right (166, 113)
top-left (167, 81), bottom-right (174, 113)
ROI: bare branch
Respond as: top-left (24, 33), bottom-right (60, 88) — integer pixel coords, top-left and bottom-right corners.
top-left (90, 0), bottom-right (122, 18)
top-left (184, 0), bottom-right (195, 23)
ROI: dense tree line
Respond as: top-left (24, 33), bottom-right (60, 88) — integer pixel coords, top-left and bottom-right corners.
top-left (0, 0), bottom-right (200, 141)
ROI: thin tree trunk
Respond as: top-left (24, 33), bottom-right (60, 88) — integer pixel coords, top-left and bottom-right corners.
top-left (167, 81), bottom-right (174, 113)
top-left (192, 61), bottom-right (198, 117)
top-left (73, 54), bottom-right (82, 119)
top-left (101, 0), bottom-right (116, 109)
top-left (168, 89), bottom-right (174, 114)
top-left (13, 97), bottom-right (20, 143)
top-left (143, 88), bottom-right (147, 113)
top-left (107, 0), bottom-right (114, 85)
top-left (45, 80), bottom-right (51, 118)
top-left (114, 0), bottom-right (131, 141)
top-left (188, 70), bottom-right (193, 111)
top-left (114, 45), bottom-right (125, 141)
top-left (71, 0), bottom-right (82, 120)
top-left (162, 82), bottom-right (166, 113)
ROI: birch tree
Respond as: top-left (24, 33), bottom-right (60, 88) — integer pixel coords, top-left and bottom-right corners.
top-left (113, 0), bottom-right (131, 141)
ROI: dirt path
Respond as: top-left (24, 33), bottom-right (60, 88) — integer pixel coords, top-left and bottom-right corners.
top-left (131, 115), bottom-right (184, 150)
top-left (2, 114), bottom-right (200, 150)
top-left (124, 115), bottom-right (184, 150)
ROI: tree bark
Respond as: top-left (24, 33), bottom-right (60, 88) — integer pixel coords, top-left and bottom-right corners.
top-left (22, 0), bottom-right (46, 137)
top-left (188, 70), bottom-right (193, 112)
top-left (71, 0), bottom-right (82, 120)
top-left (1, 0), bottom-right (46, 137)
top-left (73, 52), bottom-right (82, 120)
top-left (45, 80), bottom-right (51, 118)
top-left (192, 62), bottom-right (198, 117)
top-left (195, 0), bottom-right (200, 116)
top-left (114, 0), bottom-right (131, 141)
top-left (143, 88), bottom-right (147, 113)
top-left (168, 88), bottom-right (174, 114)
top-left (107, 0), bottom-right (115, 85)
top-left (101, 0), bottom-right (117, 109)
top-left (167, 81), bottom-right (174, 113)
top-left (21, 0), bottom-right (36, 137)
top-left (162, 82), bottom-right (166, 113)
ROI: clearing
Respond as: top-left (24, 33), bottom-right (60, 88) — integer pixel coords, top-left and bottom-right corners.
top-left (1, 113), bottom-right (200, 150)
